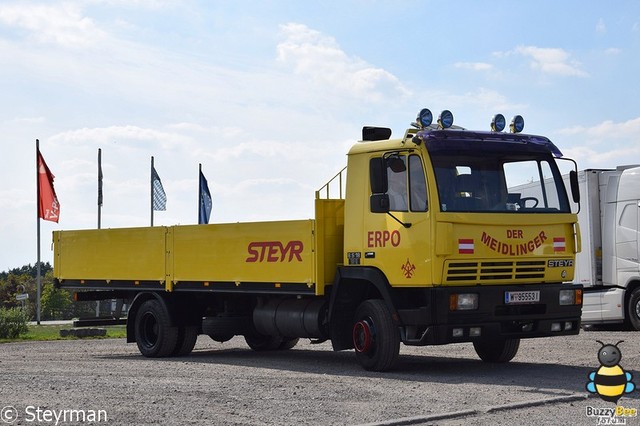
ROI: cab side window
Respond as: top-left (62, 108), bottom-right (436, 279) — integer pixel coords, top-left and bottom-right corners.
top-left (387, 156), bottom-right (408, 211)
top-left (384, 154), bottom-right (427, 212)
top-left (409, 155), bottom-right (427, 211)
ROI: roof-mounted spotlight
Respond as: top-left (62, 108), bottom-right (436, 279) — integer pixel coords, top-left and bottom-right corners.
top-left (438, 110), bottom-right (454, 129)
top-left (491, 114), bottom-right (506, 132)
top-left (417, 108), bottom-right (433, 128)
top-left (510, 115), bottom-right (525, 133)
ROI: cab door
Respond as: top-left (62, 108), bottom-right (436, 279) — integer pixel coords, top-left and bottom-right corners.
top-left (364, 152), bottom-right (431, 286)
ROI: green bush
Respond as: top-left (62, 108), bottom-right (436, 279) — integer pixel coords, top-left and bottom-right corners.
top-left (0, 307), bottom-right (29, 339)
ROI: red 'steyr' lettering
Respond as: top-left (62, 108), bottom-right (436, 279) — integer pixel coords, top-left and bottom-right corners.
top-left (246, 240), bottom-right (304, 262)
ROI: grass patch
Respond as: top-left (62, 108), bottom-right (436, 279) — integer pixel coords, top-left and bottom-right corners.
top-left (0, 324), bottom-right (126, 343)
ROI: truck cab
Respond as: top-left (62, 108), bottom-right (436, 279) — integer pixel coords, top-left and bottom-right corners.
top-left (330, 110), bottom-right (583, 369)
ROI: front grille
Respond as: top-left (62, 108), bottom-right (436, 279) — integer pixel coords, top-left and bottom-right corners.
top-left (446, 260), bottom-right (546, 283)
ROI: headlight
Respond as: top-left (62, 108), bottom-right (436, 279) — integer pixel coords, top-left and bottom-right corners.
top-left (449, 293), bottom-right (478, 310)
top-left (559, 289), bottom-right (582, 305)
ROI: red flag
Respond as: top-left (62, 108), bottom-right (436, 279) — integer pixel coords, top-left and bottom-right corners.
top-left (37, 150), bottom-right (60, 222)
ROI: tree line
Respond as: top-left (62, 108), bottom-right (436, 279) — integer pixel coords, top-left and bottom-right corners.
top-left (0, 263), bottom-right (96, 321)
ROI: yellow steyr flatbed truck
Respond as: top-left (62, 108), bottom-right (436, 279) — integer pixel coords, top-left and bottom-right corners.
top-left (53, 109), bottom-right (584, 371)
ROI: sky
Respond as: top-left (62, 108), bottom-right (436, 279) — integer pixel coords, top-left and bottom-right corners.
top-left (1, 1), bottom-right (640, 271)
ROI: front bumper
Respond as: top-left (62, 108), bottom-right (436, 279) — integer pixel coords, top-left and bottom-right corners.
top-left (397, 283), bottom-right (583, 345)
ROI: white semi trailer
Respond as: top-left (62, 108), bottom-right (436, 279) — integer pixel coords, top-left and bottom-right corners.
top-left (511, 166), bottom-right (640, 329)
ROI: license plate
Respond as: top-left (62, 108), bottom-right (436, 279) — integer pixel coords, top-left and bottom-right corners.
top-left (504, 290), bottom-right (540, 304)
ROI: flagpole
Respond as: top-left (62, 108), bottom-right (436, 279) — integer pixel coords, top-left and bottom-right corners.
top-left (150, 156), bottom-right (154, 227)
top-left (97, 148), bottom-right (102, 229)
top-left (35, 139), bottom-right (41, 325)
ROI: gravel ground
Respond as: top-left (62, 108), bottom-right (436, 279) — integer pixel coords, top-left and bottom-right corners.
top-left (0, 329), bottom-right (639, 425)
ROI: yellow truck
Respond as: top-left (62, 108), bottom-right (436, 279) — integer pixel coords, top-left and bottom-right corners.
top-left (53, 109), bottom-right (583, 371)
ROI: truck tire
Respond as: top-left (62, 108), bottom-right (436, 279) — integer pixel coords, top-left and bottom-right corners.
top-left (278, 338), bottom-right (300, 350)
top-left (244, 333), bottom-right (283, 351)
top-left (135, 299), bottom-right (179, 357)
top-left (473, 338), bottom-right (520, 363)
top-left (173, 326), bottom-right (198, 356)
top-left (627, 288), bottom-right (640, 331)
top-left (352, 299), bottom-right (400, 372)
top-left (202, 316), bottom-right (248, 342)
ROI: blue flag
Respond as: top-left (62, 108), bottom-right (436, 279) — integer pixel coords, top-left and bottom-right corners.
top-left (199, 170), bottom-right (212, 224)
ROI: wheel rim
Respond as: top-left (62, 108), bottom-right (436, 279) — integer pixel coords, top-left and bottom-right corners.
top-left (353, 318), bottom-right (374, 353)
top-left (635, 298), bottom-right (640, 319)
top-left (140, 312), bottom-right (159, 347)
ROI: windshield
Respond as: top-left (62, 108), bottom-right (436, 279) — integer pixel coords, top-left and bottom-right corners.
top-left (431, 151), bottom-right (571, 213)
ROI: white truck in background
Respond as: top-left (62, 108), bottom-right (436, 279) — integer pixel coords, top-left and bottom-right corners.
top-left (512, 166), bottom-right (640, 330)
top-left (574, 166), bottom-right (640, 329)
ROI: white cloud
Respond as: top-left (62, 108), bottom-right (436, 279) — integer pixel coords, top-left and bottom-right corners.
top-left (454, 62), bottom-right (493, 72)
top-left (49, 125), bottom-right (192, 152)
top-left (0, 2), bottom-right (106, 47)
top-left (512, 46), bottom-right (588, 77)
top-left (559, 117), bottom-right (640, 167)
top-left (276, 23), bottom-right (411, 102)
top-left (596, 18), bottom-right (606, 34)
top-left (86, 0), bottom-right (177, 8)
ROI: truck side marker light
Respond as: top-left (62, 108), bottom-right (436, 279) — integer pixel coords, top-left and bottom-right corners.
top-left (203, 282), bottom-right (209, 287)
top-left (235, 281), bottom-right (241, 287)
top-left (275, 283), bottom-right (281, 288)
top-left (80, 279), bottom-right (85, 284)
top-left (134, 281), bottom-right (140, 285)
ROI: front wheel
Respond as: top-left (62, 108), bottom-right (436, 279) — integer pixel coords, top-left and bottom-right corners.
top-left (134, 299), bottom-right (179, 358)
top-left (473, 338), bottom-right (520, 363)
top-left (352, 299), bottom-right (400, 371)
top-left (627, 287), bottom-right (640, 331)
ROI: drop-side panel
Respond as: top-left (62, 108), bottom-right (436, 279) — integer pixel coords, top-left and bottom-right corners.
top-left (170, 220), bottom-right (316, 292)
top-left (53, 227), bottom-right (168, 282)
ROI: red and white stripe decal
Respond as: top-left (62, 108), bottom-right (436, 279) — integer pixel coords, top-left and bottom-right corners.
top-left (553, 237), bottom-right (566, 252)
top-left (458, 239), bottom-right (474, 254)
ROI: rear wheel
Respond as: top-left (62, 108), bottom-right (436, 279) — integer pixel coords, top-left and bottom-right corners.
top-left (245, 333), bottom-right (283, 351)
top-left (135, 299), bottom-right (178, 358)
top-left (173, 326), bottom-right (198, 356)
top-left (627, 287), bottom-right (640, 331)
top-left (278, 338), bottom-right (300, 350)
top-left (473, 338), bottom-right (520, 363)
top-left (352, 299), bottom-right (400, 371)
top-left (203, 316), bottom-right (249, 343)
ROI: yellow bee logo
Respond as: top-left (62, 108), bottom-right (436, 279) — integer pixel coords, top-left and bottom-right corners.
top-left (586, 340), bottom-right (636, 403)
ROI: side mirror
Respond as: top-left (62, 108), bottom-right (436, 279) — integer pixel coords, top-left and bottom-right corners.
top-left (370, 193), bottom-right (390, 213)
top-left (387, 155), bottom-right (406, 173)
top-left (569, 170), bottom-right (580, 204)
top-left (370, 157), bottom-right (387, 194)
